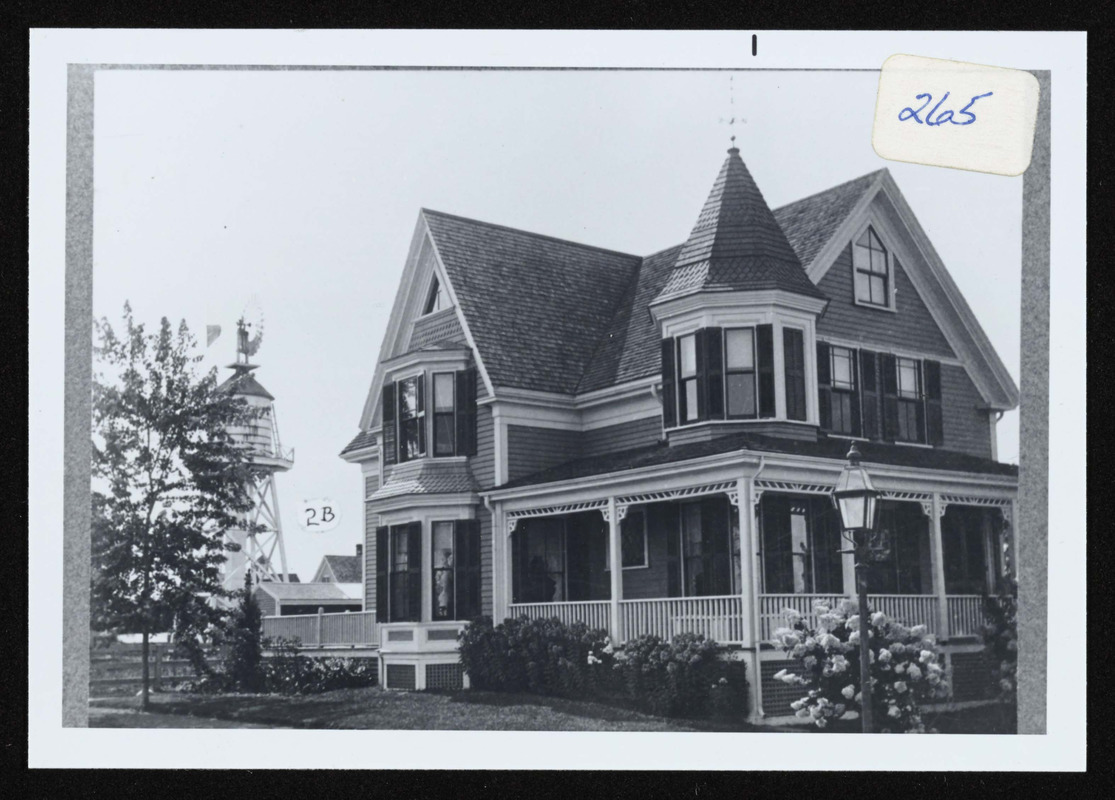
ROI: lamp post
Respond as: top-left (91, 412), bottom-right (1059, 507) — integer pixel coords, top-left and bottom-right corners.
top-left (832, 443), bottom-right (881, 734)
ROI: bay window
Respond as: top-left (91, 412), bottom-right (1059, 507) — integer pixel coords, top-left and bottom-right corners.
top-left (725, 328), bottom-right (757, 418)
top-left (431, 519), bottom-right (481, 621)
top-left (380, 367), bottom-right (477, 465)
top-left (375, 522), bottom-right (421, 623)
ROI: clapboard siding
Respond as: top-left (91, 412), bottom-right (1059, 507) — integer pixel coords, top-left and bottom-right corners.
top-left (940, 364), bottom-right (993, 459)
top-left (816, 243), bottom-right (955, 358)
top-left (480, 512), bottom-right (493, 617)
top-left (582, 416), bottom-right (662, 458)
top-left (473, 405), bottom-right (495, 489)
top-left (507, 425), bottom-right (582, 482)
top-left (364, 502), bottom-right (378, 610)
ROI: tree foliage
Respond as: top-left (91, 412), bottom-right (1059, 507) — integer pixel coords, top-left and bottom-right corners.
top-left (226, 572), bottom-right (265, 692)
top-left (91, 303), bottom-right (261, 693)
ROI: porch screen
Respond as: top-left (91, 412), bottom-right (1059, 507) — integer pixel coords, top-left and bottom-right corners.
top-left (941, 506), bottom-right (995, 595)
top-left (863, 501), bottom-right (933, 595)
top-left (512, 518), bottom-right (566, 604)
top-left (675, 498), bottom-right (733, 597)
top-left (760, 495), bottom-right (843, 594)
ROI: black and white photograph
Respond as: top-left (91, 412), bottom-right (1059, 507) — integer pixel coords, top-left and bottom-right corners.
top-left (27, 30), bottom-right (1086, 770)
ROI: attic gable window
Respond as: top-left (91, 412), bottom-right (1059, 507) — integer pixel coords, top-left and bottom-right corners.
top-left (423, 276), bottom-right (448, 315)
top-left (853, 227), bottom-right (891, 308)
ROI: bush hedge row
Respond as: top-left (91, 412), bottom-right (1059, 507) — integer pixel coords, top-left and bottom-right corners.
top-left (458, 615), bottom-right (748, 720)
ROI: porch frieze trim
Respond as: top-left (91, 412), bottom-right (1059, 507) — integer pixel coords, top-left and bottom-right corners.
top-left (615, 480), bottom-right (739, 512)
top-left (505, 499), bottom-right (609, 534)
top-left (880, 490), bottom-right (934, 517)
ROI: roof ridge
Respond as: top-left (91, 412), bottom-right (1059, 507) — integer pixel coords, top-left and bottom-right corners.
top-left (772, 168), bottom-right (887, 213)
top-left (421, 208), bottom-right (641, 261)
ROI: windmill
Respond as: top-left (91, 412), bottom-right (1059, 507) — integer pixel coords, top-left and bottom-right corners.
top-left (216, 301), bottom-right (294, 601)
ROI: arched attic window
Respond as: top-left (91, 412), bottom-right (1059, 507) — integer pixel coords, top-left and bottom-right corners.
top-left (852, 227), bottom-right (893, 309)
top-left (423, 276), bottom-right (448, 315)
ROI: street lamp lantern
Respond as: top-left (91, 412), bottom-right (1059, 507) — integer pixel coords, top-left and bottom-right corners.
top-left (832, 443), bottom-right (881, 533)
top-left (831, 442), bottom-right (879, 734)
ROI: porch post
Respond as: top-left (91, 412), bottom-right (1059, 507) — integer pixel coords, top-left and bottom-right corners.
top-left (929, 493), bottom-right (950, 640)
top-left (607, 496), bottom-right (623, 642)
top-left (1007, 499), bottom-right (1018, 581)
top-left (735, 477), bottom-right (756, 648)
top-left (492, 504), bottom-right (509, 624)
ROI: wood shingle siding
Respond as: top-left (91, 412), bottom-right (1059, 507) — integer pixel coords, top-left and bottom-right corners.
top-left (473, 405), bottom-right (494, 489)
top-left (582, 417), bottom-right (662, 458)
top-left (507, 425), bottom-right (582, 482)
top-left (409, 307), bottom-right (465, 350)
top-left (940, 364), bottom-right (993, 459)
top-left (816, 244), bottom-right (955, 358)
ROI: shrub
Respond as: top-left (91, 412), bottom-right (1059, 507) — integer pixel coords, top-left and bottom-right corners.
top-left (459, 616), bottom-right (748, 720)
top-left (772, 599), bottom-right (950, 732)
top-left (225, 573), bottom-right (265, 693)
top-left (458, 615), bottom-right (609, 698)
top-left (981, 581), bottom-right (1018, 705)
top-left (610, 632), bottom-right (748, 719)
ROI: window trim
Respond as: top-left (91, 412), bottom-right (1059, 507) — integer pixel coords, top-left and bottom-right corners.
top-left (828, 344), bottom-right (858, 436)
top-left (677, 333), bottom-right (700, 424)
top-left (894, 356), bottom-right (926, 444)
top-left (851, 224), bottom-right (897, 312)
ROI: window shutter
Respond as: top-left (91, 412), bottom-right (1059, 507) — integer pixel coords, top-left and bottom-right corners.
top-left (924, 360), bottom-right (944, 446)
top-left (783, 328), bottom-right (806, 422)
top-left (859, 350), bottom-right (881, 440)
top-left (455, 367), bottom-right (478, 456)
top-left (816, 342), bottom-right (832, 431)
top-left (880, 353), bottom-right (899, 441)
top-left (375, 526), bottom-right (389, 621)
top-left (705, 327), bottom-right (724, 420)
top-left (694, 328), bottom-right (708, 421)
top-left (454, 519), bottom-right (481, 621)
top-left (661, 338), bottom-right (676, 428)
top-left (849, 349), bottom-right (862, 437)
top-left (756, 324), bottom-right (775, 418)
top-left (664, 503), bottom-right (681, 598)
top-left (406, 522), bottom-right (423, 622)
top-left (381, 383), bottom-right (397, 466)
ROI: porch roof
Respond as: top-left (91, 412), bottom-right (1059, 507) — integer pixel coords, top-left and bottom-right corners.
top-left (489, 431), bottom-right (1018, 492)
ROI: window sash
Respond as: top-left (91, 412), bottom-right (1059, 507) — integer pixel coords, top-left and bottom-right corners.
top-left (854, 228), bottom-right (890, 305)
top-left (897, 357), bottom-right (921, 399)
top-left (831, 346), bottom-right (855, 390)
top-left (432, 372), bottom-right (455, 457)
top-left (679, 334), bottom-right (697, 378)
top-left (431, 521), bottom-right (455, 620)
top-left (725, 327), bottom-right (757, 419)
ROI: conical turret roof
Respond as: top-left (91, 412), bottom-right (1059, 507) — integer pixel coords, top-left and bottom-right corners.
top-left (655, 146), bottom-right (827, 302)
top-left (217, 365), bottom-right (275, 401)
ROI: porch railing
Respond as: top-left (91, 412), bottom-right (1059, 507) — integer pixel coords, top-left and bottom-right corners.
top-left (946, 595), bottom-right (986, 638)
top-left (508, 601), bottom-right (612, 634)
top-left (758, 594), bottom-right (941, 641)
top-left (620, 596), bottom-right (744, 644)
top-left (262, 610), bottom-right (379, 647)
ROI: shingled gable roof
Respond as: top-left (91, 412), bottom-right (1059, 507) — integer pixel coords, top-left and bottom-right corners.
top-left (654, 147), bottom-right (827, 304)
top-left (773, 169), bottom-right (886, 269)
top-left (320, 555), bottom-right (362, 583)
top-left (423, 210), bottom-right (642, 394)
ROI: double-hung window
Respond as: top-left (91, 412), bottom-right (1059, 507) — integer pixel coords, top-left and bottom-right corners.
top-left (829, 346), bottom-right (857, 435)
top-left (432, 372), bottom-right (455, 456)
top-left (895, 356), bottom-right (924, 443)
top-left (853, 227), bottom-right (890, 307)
top-left (725, 328), bottom-right (757, 418)
top-left (397, 376), bottom-right (425, 461)
top-left (431, 520), bottom-right (481, 621)
top-left (678, 334), bottom-right (699, 423)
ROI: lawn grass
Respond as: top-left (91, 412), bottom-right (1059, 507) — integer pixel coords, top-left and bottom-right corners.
top-left (89, 688), bottom-right (1014, 733)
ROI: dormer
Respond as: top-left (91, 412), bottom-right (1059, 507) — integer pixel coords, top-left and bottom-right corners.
top-left (650, 146), bottom-right (829, 444)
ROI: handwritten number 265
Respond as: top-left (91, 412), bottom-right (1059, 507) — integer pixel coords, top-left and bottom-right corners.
top-left (898, 91), bottom-right (993, 126)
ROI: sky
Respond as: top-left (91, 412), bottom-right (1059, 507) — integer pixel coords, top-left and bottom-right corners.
top-left (91, 68), bottom-right (1023, 581)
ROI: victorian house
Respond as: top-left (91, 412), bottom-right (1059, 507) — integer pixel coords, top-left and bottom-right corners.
top-left (332, 146), bottom-right (1019, 716)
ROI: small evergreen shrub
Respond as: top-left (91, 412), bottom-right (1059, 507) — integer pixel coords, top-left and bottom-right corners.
top-left (225, 573), bottom-right (265, 693)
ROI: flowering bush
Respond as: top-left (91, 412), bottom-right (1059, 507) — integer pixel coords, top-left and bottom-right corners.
top-left (980, 581), bottom-right (1017, 730)
top-left (611, 632), bottom-right (748, 719)
top-left (772, 599), bottom-right (950, 732)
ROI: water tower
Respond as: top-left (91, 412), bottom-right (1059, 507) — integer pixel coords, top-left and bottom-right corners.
top-left (217, 312), bottom-right (294, 599)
